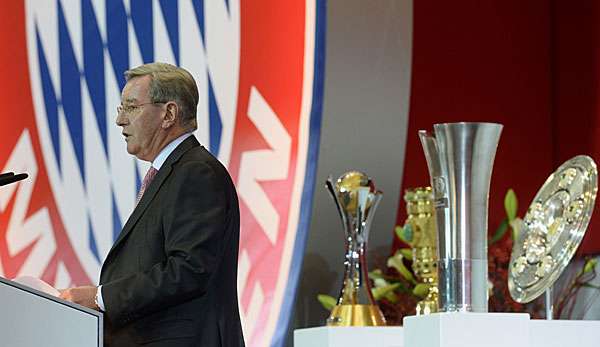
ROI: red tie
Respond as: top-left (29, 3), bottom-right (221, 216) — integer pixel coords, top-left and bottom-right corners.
top-left (136, 167), bottom-right (158, 205)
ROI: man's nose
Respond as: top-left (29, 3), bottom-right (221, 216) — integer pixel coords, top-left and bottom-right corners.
top-left (115, 112), bottom-right (127, 126)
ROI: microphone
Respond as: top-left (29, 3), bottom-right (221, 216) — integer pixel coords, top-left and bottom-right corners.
top-left (0, 172), bottom-right (14, 180)
top-left (0, 172), bottom-right (28, 186)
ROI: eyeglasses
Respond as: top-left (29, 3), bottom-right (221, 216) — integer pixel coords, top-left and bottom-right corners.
top-left (117, 101), bottom-right (165, 116)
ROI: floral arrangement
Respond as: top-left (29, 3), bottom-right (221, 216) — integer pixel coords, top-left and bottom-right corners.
top-left (318, 189), bottom-right (599, 324)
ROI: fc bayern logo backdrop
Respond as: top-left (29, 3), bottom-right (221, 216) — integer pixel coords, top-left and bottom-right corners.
top-left (0, 1), bottom-right (325, 346)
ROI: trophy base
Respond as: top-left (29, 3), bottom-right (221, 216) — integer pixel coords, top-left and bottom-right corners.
top-left (416, 287), bottom-right (439, 315)
top-left (416, 299), bottom-right (438, 316)
top-left (326, 304), bottom-right (386, 326)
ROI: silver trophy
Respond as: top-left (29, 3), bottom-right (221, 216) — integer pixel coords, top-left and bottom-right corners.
top-left (509, 155), bottom-right (598, 319)
top-left (419, 122), bottom-right (503, 312)
top-left (326, 171), bottom-right (386, 326)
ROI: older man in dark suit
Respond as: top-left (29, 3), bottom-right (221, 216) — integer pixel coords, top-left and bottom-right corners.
top-left (60, 62), bottom-right (245, 347)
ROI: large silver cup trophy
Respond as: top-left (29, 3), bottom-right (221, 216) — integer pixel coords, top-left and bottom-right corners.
top-left (419, 122), bottom-right (503, 312)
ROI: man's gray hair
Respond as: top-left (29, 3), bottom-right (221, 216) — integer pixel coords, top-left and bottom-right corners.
top-left (125, 62), bottom-right (199, 129)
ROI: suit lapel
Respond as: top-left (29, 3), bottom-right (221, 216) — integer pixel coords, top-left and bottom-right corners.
top-left (104, 136), bottom-right (200, 264)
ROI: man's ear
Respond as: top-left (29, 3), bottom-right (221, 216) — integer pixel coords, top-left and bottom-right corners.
top-left (162, 102), bottom-right (179, 129)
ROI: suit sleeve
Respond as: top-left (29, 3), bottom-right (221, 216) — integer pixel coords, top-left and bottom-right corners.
top-left (101, 160), bottom-right (230, 327)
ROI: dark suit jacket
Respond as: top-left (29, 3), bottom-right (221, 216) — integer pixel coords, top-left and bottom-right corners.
top-left (99, 136), bottom-right (245, 347)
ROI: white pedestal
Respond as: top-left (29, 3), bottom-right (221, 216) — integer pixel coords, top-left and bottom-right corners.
top-left (403, 312), bottom-right (530, 347)
top-left (529, 319), bottom-right (600, 347)
top-left (294, 327), bottom-right (404, 347)
top-left (294, 315), bottom-right (600, 347)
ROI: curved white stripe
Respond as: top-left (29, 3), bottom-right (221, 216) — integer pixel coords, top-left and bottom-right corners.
top-left (238, 87), bottom-right (291, 245)
top-left (1, 130), bottom-right (56, 279)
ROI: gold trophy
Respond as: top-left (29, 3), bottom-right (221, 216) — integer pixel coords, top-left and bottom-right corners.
top-left (404, 187), bottom-right (438, 315)
top-left (326, 171), bottom-right (386, 326)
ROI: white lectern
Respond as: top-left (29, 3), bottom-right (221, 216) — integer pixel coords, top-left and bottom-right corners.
top-left (0, 276), bottom-right (103, 347)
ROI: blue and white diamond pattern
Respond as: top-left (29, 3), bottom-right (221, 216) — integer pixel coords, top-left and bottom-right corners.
top-left (24, 0), bottom-right (240, 281)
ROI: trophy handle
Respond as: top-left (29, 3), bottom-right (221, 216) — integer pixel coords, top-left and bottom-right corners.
top-left (418, 130), bottom-right (442, 181)
top-left (358, 191), bottom-right (382, 243)
top-left (326, 177), bottom-right (350, 232)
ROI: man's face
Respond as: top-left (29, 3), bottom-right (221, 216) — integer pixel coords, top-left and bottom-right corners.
top-left (116, 75), bottom-right (165, 161)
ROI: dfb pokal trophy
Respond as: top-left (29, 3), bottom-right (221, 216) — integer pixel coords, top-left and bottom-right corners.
top-left (404, 187), bottom-right (438, 315)
top-left (326, 171), bottom-right (386, 326)
top-left (419, 122), bottom-right (502, 312)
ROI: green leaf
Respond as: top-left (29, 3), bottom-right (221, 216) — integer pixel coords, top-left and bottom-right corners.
top-left (399, 248), bottom-right (413, 260)
top-left (373, 277), bottom-right (390, 288)
top-left (317, 294), bottom-right (337, 311)
top-left (372, 283), bottom-right (401, 301)
top-left (395, 224), bottom-right (413, 245)
top-left (581, 283), bottom-right (600, 289)
top-left (489, 218), bottom-right (508, 245)
top-left (583, 258), bottom-right (598, 274)
top-left (392, 281), bottom-right (412, 294)
top-left (504, 189), bottom-right (518, 222)
top-left (394, 226), bottom-right (405, 242)
top-left (369, 269), bottom-right (384, 280)
top-left (384, 290), bottom-right (399, 303)
top-left (510, 218), bottom-right (523, 241)
top-left (412, 283), bottom-right (430, 298)
top-left (387, 252), bottom-right (416, 284)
